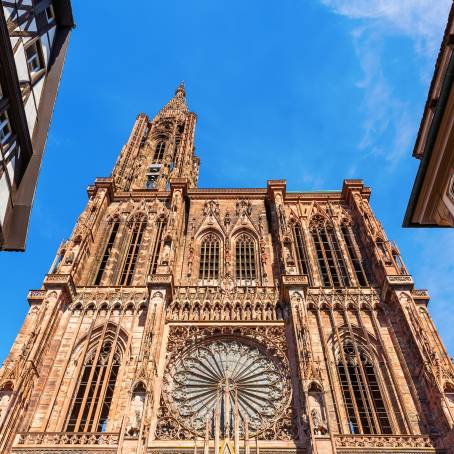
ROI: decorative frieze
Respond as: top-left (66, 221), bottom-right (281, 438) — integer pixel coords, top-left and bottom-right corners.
top-left (69, 287), bottom-right (149, 314)
top-left (43, 274), bottom-right (77, 300)
top-left (334, 434), bottom-right (437, 450)
top-left (167, 286), bottom-right (285, 321)
top-left (15, 431), bottom-right (119, 447)
top-left (27, 290), bottom-right (46, 304)
top-left (305, 287), bottom-right (382, 309)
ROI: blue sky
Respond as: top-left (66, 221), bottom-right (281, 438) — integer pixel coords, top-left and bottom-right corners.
top-left (0, 0), bottom-right (452, 362)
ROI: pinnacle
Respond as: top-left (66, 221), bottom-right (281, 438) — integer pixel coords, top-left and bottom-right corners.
top-left (155, 83), bottom-right (188, 120)
top-left (175, 81), bottom-right (186, 97)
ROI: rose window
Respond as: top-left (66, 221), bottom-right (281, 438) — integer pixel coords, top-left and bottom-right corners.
top-left (163, 338), bottom-right (290, 436)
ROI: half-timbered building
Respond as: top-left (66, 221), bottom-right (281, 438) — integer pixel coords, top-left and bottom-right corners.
top-left (0, 0), bottom-right (74, 250)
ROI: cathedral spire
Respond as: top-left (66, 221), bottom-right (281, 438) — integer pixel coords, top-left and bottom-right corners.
top-left (112, 84), bottom-right (199, 191)
top-left (155, 82), bottom-right (188, 120)
top-left (175, 81), bottom-right (186, 97)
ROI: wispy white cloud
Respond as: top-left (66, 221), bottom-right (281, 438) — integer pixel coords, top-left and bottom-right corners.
top-left (320, 0), bottom-right (451, 57)
top-left (320, 0), bottom-right (451, 166)
top-left (320, 2), bottom-right (454, 357)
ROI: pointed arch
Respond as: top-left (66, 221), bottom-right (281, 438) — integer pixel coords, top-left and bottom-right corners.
top-left (336, 337), bottom-right (392, 435)
top-left (340, 220), bottom-right (369, 286)
top-left (292, 221), bottom-right (313, 283)
top-left (309, 215), bottom-right (350, 287)
top-left (149, 214), bottom-right (167, 275)
top-left (153, 137), bottom-right (167, 163)
top-left (234, 231), bottom-right (258, 286)
top-left (94, 215), bottom-right (121, 285)
top-left (65, 324), bottom-right (127, 433)
top-left (119, 212), bottom-right (148, 286)
top-left (198, 232), bottom-right (222, 284)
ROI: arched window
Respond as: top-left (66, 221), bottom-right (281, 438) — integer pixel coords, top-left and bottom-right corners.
top-left (66, 338), bottom-right (121, 432)
top-left (235, 233), bottom-right (257, 285)
top-left (0, 382), bottom-right (13, 426)
top-left (153, 141), bottom-right (166, 163)
top-left (391, 247), bottom-right (406, 274)
top-left (376, 237), bottom-right (387, 256)
top-left (337, 340), bottom-right (391, 435)
top-left (310, 216), bottom-right (350, 287)
top-left (293, 223), bottom-right (312, 284)
top-left (149, 216), bottom-right (167, 275)
top-left (341, 222), bottom-right (368, 287)
top-left (94, 218), bottom-right (120, 285)
top-left (119, 213), bottom-right (147, 286)
top-left (199, 233), bottom-right (220, 283)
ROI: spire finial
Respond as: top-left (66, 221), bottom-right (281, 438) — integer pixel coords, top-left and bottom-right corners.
top-left (176, 81), bottom-right (186, 97)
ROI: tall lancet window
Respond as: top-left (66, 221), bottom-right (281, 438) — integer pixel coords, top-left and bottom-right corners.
top-left (149, 216), bottom-right (167, 275)
top-left (153, 140), bottom-right (166, 163)
top-left (293, 223), bottom-right (312, 284)
top-left (341, 221), bottom-right (368, 286)
top-left (94, 218), bottom-right (120, 285)
top-left (337, 340), bottom-right (391, 435)
top-left (119, 213), bottom-right (147, 286)
top-left (310, 215), bottom-right (350, 287)
top-left (66, 337), bottom-right (121, 432)
top-left (235, 233), bottom-right (257, 285)
top-left (198, 233), bottom-right (220, 283)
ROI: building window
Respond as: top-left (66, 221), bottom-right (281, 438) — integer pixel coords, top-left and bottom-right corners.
top-left (25, 41), bottom-right (44, 74)
top-left (445, 383), bottom-right (454, 408)
top-left (310, 215), bottom-right (350, 287)
top-left (149, 216), bottom-right (166, 274)
top-left (145, 164), bottom-right (161, 190)
top-left (337, 340), bottom-right (391, 435)
top-left (293, 223), bottom-right (312, 283)
top-left (0, 111), bottom-right (12, 144)
top-left (235, 233), bottom-right (257, 285)
top-left (94, 219), bottom-right (120, 285)
top-left (46, 4), bottom-right (55, 22)
top-left (119, 213), bottom-right (147, 286)
top-left (199, 233), bottom-right (220, 283)
top-left (153, 141), bottom-right (166, 163)
top-left (66, 338), bottom-right (121, 432)
top-left (341, 222), bottom-right (368, 286)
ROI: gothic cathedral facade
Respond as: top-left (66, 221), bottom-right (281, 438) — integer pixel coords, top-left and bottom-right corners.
top-left (0, 85), bottom-right (453, 454)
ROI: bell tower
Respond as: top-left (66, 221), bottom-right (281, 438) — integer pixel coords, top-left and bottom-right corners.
top-left (112, 82), bottom-right (200, 191)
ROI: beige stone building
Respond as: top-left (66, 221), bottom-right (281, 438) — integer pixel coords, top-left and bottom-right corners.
top-left (404, 3), bottom-right (454, 227)
top-left (0, 85), bottom-right (453, 454)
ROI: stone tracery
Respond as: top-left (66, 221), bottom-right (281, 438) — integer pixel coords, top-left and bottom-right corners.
top-left (163, 339), bottom-right (290, 436)
top-left (157, 325), bottom-right (296, 441)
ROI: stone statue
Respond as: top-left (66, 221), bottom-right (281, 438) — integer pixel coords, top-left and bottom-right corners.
top-left (126, 394), bottom-right (145, 437)
top-left (311, 408), bottom-right (328, 435)
top-left (0, 394), bottom-right (10, 424)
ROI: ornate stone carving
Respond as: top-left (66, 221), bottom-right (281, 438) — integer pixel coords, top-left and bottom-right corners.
top-left (305, 287), bottom-right (381, 310)
top-left (235, 200), bottom-right (252, 217)
top-left (167, 286), bottom-right (285, 322)
top-left (125, 393), bottom-right (145, 437)
top-left (203, 200), bottom-right (220, 218)
top-left (310, 408), bottom-right (328, 436)
top-left (16, 432), bottom-right (119, 446)
top-left (159, 325), bottom-right (297, 441)
top-left (334, 434), bottom-right (436, 449)
top-left (163, 339), bottom-right (289, 435)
